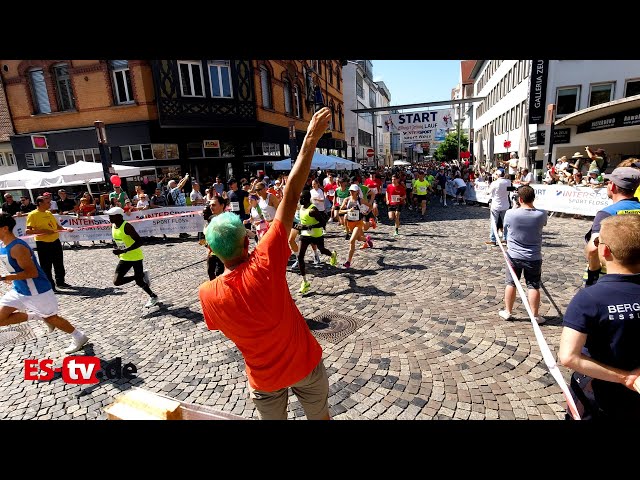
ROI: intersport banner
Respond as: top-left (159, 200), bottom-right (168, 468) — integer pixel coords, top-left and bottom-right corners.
top-left (382, 109), bottom-right (455, 143)
top-left (446, 182), bottom-right (612, 216)
top-left (14, 206), bottom-right (205, 247)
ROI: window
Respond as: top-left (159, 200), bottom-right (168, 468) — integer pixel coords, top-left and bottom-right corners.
top-left (283, 79), bottom-right (292, 114)
top-left (369, 87), bottom-right (376, 108)
top-left (177, 61), bottom-right (205, 98)
top-left (336, 69), bottom-right (341, 91)
top-left (53, 63), bottom-right (75, 111)
top-left (7, 153), bottom-right (15, 166)
top-left (330, 102), bottom-right (335, 130)
top-left (358, 129), bottom-right (372, 147)
top-left (29, 68), bottom-right (51, 114)
top-left (329, 66), bottom-right (333, 85)
top-left (337, 105), bottom-right (343, 131)
top-left (110, 60), bottom-right (134, 104)
top-left (556, 87), bottom-right (580, 115)
top-left (356, 73), bottom-right (363, 99)
top-left (25, 152), bottom-right (50, 167)
top-left (260, 66), bottom-right (272, 108)
top-left (625, 79), bottom-right (640, 97)
top-left (208, 60), bottom-right (233, 98)
top-left (293, 84), bottom-right (301, 118)
top-left (589, 82), bottom-right (614, 107)
top-left (0, 153), bottom-right (5, 166)
top-left (120, 144), bottom-right (155, 161)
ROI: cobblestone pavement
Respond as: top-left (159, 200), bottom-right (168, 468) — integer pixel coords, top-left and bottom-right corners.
top-left (0, 200), bottom-right (593, 420)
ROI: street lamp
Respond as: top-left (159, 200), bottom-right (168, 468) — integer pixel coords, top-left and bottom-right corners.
top-left (94, 120), bottom-right (114, 190)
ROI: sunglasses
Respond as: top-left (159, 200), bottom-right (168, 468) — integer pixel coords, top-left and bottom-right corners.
top-left (593, 236), bottom-right (613, 254)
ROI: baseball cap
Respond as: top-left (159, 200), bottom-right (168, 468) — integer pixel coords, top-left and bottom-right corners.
top-left (105, 206), bottom-right (124, 215)
top-left (349, 184), bottom-right (360, 192)
top-left (42, 192), bottom-right (52, 196)
top-left (603, 167), bottom-right (640, 190)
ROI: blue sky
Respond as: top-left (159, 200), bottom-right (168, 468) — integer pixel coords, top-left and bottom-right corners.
top-left (372, 60), bottom-right (461, 107)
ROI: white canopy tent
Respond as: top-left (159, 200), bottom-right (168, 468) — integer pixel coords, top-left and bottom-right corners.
top-left (0, 169), bottom-right (54, 202)
top-left (24, 161), bottom-right (142, 190)
top-left (393, 160), bottom-right (411, 166)
top-left (271, 153), bottom-right (360, 171)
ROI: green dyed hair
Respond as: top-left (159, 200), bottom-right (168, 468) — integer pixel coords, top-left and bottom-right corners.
top-left (205, 212), bottom-right (247, 260)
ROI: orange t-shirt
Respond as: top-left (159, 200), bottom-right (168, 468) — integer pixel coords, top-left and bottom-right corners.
top-left (198, 218), bottom-right (322, 391)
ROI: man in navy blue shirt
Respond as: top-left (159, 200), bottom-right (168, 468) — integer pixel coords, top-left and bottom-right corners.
top-left (559, 214), bottom-right (640, 419)
top-left (583, 166), bottom-right (640, 286)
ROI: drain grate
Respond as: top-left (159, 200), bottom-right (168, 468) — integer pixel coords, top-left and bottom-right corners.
top-left (306, 313), bottom-right (359, 343)
top-left (0, 323), bottom-right (37, 346)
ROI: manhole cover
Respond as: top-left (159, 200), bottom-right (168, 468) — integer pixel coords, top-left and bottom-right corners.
top-left (0, 323), bottom-right (37, 346)
top-left (306, 313), bottom-right (359, 343)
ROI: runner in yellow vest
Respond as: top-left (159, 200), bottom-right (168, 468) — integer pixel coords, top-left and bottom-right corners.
top-left (106, 206), bottom-right (159, 307)
top-left (412, 171), bottom-right (432, 220)
top-left (295, 190), bottom-right (337, 294)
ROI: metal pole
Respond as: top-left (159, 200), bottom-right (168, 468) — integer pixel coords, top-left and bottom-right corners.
top-left (457, 102), bottom-right (462, 162)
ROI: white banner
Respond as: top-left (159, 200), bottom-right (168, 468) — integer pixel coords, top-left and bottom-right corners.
top-left (447, 181), bottom-right (612, 216)
top-left (14, 206), bottom-right (205, 247)
top-left (382, 109), bottom-right (455, 143)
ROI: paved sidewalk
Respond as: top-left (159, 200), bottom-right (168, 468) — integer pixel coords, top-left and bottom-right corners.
top-left (0, 202), bottom-right (592, 420)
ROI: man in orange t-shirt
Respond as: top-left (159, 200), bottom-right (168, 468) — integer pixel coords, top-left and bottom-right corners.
top-left (199, 107), bottom-right (332, 420)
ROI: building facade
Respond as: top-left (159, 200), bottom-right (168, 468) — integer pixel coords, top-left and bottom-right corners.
top-left (0, 78), bottom-right (17, 175)
top-left (344, 60), bottom-right (381, 167)
top-left (376, 81), bottom-right (391, 166)
top-left (471, 60), bottom-right (640, 178)
top-left (1, 59), bottom-right (346, 195)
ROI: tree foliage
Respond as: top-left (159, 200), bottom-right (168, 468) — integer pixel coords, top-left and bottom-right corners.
top-left (433, 130), bottom-right (469, 162)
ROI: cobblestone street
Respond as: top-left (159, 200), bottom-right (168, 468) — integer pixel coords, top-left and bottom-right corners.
top-left (0, 201), bottom-right (591, 420)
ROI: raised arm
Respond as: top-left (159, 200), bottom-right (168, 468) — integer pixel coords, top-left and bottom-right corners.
top-left (274, 107), bottom-right (331, 235)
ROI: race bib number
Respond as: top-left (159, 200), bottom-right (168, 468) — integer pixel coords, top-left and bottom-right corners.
top-left (417, 186), bottom-right (427, 194)
top-left (369, 187), bottom-right (378, 195)
top-left (230, 201), bottom-right (240, 212)
top-left (359, 203), bottom-right (370, 214)
top-left (262, 210), bottom-right (272, 221)
top-left (327, 189), bottom-right (335, 197)
top-left (0, 254), bottom-right (14, 273)
top-left (391, 195), bottom-right (400, 203)
top-left (405, 182), bottom-right (412, 188)
top-left (347, 210), bottom-right (359, 221)
top-left (115, 239), bottom-right (127, 250)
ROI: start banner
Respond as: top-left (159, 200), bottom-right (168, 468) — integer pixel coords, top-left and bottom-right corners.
top-left (447, 181), bottom-right (611, 216)
top-left (14, 206), bottom-right (205, 247)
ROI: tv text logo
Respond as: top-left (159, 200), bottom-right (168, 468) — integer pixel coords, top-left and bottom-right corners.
top-left (24, 356), bottom-right (137, 384)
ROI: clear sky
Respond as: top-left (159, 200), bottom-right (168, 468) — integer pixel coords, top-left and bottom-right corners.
top-left (372, 60), bottom-right (461, 107)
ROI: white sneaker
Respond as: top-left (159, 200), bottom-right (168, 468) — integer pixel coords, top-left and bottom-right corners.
top-left (143, 270), bottom-right (151, 287)
top-left (290, 260), bottom-right (299, 270)
top-left (534, 316), bottom-right (546, 325)
top-left (64, 333), bottom-right (89, 355)
top-left (498, 310), bottom-right (513, 320)
top-left (144, 296), bottom-right (159, 308)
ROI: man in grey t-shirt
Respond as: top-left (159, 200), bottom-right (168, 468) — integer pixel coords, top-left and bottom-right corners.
top-left (498, 185), bottom-right (548, 325)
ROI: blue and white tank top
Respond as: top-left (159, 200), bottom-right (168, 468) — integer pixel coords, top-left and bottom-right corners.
top-left (0, 238), bottom-right (52, 295)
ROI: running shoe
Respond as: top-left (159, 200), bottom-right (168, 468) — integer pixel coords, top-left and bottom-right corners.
top-left (360, 242), bottom-right (369, 249)
top-left (393, 229), bottom-right (399, 236)
top-left (144, 296), bottom-right (159, 308)
top-left (299, 280), bottom-right (311, 294)
top-left (366, 235), bottom-right (373, 248)
top-left (290, 260), bottom-right (299, 270)
top-left (345, 232), bottom-right (350, 240)
top-left (330, 251), bottom-right (338, 266)
top-left (342, 261), bottom-right (351, 269)
top-left (498, 310), bottom-right (513, 320)
top-left (534, 316), bottom-right (546, 325)
top-left (63, 333), bottom-right (89, 355)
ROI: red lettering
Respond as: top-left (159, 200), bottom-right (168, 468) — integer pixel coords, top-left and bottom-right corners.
top-left (24, 359), bottom-right (40, 380)
top-left (38, 359), bottom-right (55, 381)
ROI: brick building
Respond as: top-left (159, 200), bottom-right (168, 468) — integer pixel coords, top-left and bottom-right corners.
top-left (0, 59), bottom-right (346, 195)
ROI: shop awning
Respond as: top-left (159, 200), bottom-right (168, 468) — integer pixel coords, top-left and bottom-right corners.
top-left (555, 94), bottom-right (640, 126)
